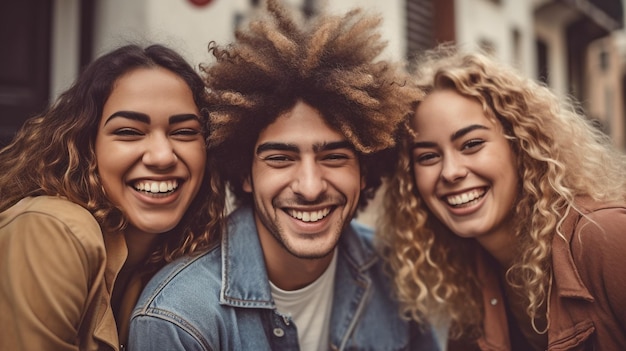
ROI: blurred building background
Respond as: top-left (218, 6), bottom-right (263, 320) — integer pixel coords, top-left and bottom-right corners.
top-left (1, 0), bottom-right (624, 148)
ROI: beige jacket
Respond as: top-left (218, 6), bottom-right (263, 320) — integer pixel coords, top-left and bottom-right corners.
top-left (0, 196), bottom-right (143, 351)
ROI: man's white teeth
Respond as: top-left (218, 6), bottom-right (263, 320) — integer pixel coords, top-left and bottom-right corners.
top-left (288, 208), bottom-right (331, 222)
top-left (447, 189), bottom-right (484, 206)
top-left (134, 180), bottom-right (178, 193)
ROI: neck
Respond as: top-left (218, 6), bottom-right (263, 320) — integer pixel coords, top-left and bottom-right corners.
top-left (476, 228), bottom-right (517, 269)
top-left (265, 248), bottom-right (335, 291)
top-left (123, 226), bottom-right (160, 270)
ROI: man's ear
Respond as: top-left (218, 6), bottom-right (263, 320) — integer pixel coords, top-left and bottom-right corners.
top-left (360, 175), bottom-right (366, 190)
top-left (243, 175), bottom-right (252, 193)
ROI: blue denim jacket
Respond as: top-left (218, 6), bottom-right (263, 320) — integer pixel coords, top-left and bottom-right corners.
top-left (129, 206), bottom-right (439, 350)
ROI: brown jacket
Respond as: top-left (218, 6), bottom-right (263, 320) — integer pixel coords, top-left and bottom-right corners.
top-left (0, 196), bottom-right (144, 351)
top-left (451, 198), bottom-right (626, 351)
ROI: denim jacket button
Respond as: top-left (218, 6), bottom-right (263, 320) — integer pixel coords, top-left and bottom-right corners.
top-left (273, 328), bottom-right (285, 337)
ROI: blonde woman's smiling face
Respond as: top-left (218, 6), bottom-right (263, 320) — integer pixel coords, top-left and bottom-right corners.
top-left (95, 67), bottom-right (206, 236)
top-left (411, 89), bottom-right (518, 249)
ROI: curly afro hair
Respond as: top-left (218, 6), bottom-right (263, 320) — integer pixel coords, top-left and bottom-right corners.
top-left (204, 0), bottom-right (420, 208)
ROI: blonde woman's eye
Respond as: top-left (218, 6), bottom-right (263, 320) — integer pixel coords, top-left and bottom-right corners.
top-left (463, 139), bottom-right (485, 151)
top-left (414, 152), bottom-right (439, 165)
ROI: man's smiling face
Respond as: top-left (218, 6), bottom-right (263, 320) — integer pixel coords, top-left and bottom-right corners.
top-left (244, 100), bottom-right (364, 260)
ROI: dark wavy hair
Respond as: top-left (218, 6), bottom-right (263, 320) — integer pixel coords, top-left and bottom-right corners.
top-left (0, 44), bottom-right (225, 271)
top-left (203, 0), bottom-right (420, 209)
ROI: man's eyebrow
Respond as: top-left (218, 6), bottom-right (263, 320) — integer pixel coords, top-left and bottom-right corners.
top-left (104, 111), bottom-right (149, 125)
top-left (412, 124), bottom-right (489, 149)
top-left (256, 142), bottom-right (299, 155)
top-left (256, 140), bottom-right (354, 155)
top-left (313, 140), bottom-right (354, 153)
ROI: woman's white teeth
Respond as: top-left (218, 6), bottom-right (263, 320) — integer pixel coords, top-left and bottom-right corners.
top-left (447, 189), bottom-right (484, 206)
top-left (288, 208), bottom-right (331, 222)
top-left (134, 180), bottom-right (178, 193)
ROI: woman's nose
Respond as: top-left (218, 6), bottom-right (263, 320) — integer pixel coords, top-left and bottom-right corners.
top-left (440, 154), bottom-right (468, 183)
top-left (142, 135), bottom-right (177, 169)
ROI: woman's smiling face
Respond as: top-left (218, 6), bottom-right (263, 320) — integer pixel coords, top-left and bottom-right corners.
top-left (411, 89), bottom-right (519, 247)
top-left (95, 67), bottom-right (206, 235)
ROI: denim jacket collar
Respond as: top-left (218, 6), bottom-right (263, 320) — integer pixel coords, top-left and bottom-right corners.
top-left (220, 206), bottom-right (274, 309)
top-left (219, 206), bottom-right (379, 310)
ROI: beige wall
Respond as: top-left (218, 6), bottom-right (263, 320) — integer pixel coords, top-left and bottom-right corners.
top-left (586, 37), bottom-right (625, 149)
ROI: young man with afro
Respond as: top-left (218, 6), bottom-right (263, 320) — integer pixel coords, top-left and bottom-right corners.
top-left (129, 0), bottom-right (439, 350)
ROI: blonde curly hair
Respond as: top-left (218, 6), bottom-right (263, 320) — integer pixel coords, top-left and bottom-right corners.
top-left (203, 0), bottom-right (420, 209)
top-left (377, 45), bottom-right (626, 340)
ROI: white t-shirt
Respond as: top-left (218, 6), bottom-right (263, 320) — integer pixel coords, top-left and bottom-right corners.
top-left (270, 249), bottom-right (338, 351)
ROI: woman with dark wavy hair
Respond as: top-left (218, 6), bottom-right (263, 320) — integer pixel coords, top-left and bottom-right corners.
top-left (0, 44), bottom-right (225, 351)
top-left (378, 46), bottom-right (626, 350)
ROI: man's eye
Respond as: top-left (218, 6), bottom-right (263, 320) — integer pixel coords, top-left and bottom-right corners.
top-left (264, 155), bottom-right (291, 162)
top-left (321, 153), bottom-right (351, 166)
top-left (260, 154), bottom-right (294, 168)
top-left (324, 154), bottom-right (351, 161)
top-left (325, 153), bottom-right (349, 160)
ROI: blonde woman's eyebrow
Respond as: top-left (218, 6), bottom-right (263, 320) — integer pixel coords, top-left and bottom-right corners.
top-left (412, 141), bottom-right (437, 149)
top-left (450, 124), bottom-right (488, 141)
top-left (412, 124), bottom-right (489, 149)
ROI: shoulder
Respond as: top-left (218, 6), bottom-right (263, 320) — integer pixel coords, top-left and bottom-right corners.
top-left (0, 196), bottom-right (103, 250)
top-left (339, 220), bottom-right (377, 263)
top-left (131, 247), bottom-right (225, 348)
top-left (570, 201), bottom-right (626, 252)
top-left (338, 220), bottom-right (387, 275)
top-left (564, 200), bottom-right (626, 325)
top-left (349, 219), bottom-right (375, 244)
top-left (135, 246), bottom-right (222, 312)
top-left (565, 200), bottom-right (626, 284)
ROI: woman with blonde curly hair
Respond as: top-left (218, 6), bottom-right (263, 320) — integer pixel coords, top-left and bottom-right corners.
top-left (378, 46), bottom-right (626, 350)
top-left (0, 44), bottom-right (225, 351)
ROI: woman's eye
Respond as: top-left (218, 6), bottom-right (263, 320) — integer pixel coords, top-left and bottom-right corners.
top-left (414, 152), bottom-right (439, 165)
top-left (172, 128), bottom-right (202, 140)
top-left (174, 128), bottom-right (200, 135)
top-left (462, 139), bottom-right (485, 151)
top-left (113, 128), bottom-right (143, 136)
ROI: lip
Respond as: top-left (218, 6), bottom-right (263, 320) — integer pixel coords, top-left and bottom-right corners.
top-left (440, 186), bottom-right (488, 216)
top-left (281, 206), bottom-right (336, 234)
top-left (128, 177), bottom-right (186, 205)
top-left (284, 206), bottom-right (334, 223)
